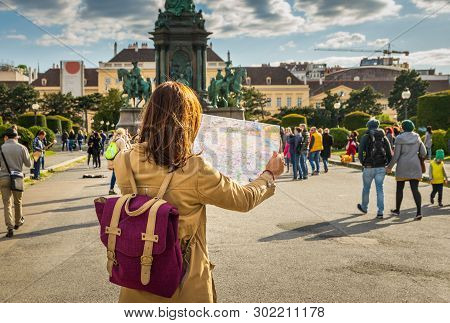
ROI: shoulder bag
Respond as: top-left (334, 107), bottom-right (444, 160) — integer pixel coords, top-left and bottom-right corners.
top-left (0, 147), bottom-right (24, 192)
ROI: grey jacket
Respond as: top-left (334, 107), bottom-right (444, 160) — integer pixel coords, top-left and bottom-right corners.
top-left (387, 132), bottom-right (426, 180)
top-left (0, 139), bottom-right (31, 178)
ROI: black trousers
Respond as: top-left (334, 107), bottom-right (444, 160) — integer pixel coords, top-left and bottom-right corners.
top-left (431, 184), bottom-right (444, 204)
top-left (396, 180), bottom-right (422, 215)
top-left (93, 153), bottom-right (101, 168)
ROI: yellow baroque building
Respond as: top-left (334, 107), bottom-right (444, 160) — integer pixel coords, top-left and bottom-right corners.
top-left (243, 66), bottom-right (310, 114)
top-left (98, 44), bottom-right (226, 94)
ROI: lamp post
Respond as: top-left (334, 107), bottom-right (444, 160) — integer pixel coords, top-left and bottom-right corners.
top-left (106, 121), bottom-right (110, 132)
top-left (32, 103), bottom-right (39, 126)
top-left (100, 120), bottom-right (105, 131)
top-left (401, 88), bottom-right (411, 120)
top-left (111, 123), bottom-right (115, 130)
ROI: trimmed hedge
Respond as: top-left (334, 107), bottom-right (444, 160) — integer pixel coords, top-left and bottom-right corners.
top-left (0, 116), bottom-right (3, 125)
top-left (0, 125), bottom-right (9, 145)
top-left (375, 113), bottom-right (395, 125)
top-left (46, 116), bottom-right (62, 133)
top-left (417, 90), bottom-right (450, 129)
top-left (54, 115), bottom-right (73, 132)
top-left (343, 111), bottom-right (371, 131)
top-left (17, 112), bottom-right (47, 128)
top-left (355, 128), bottom-right (368, 138)
top-left (0, 124), bottom-right (34, 149)
top-left (28, 126), bottom-right (56, 145)
top-left (421, 130), bottom-right (448, 155)
top-left (330, 128), bottom-right (351, 149)
top-left (262, 117), bottom-right (281, 126)
top-left (431, 130), bottom-right (448, 155)
top-left (281, 114), bottom-right (307, 129)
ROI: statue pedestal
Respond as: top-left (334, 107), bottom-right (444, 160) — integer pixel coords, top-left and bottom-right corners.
top-left (117, 107), bottom-right (142, 135)
top-left (203, 107), bottom-right (245, 121)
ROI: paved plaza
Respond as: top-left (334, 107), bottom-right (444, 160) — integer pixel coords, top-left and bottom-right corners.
top-left (0, 162), bottom-right (448, 303)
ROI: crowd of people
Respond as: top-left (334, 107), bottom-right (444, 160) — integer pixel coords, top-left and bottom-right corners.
top-left (281, 119), bottom-right (447, 221)
top-left (281, 125), bottom-right (334, 180)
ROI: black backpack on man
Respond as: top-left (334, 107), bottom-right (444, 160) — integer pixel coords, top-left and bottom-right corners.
top-left (363, 130), bottom-right (389, 168)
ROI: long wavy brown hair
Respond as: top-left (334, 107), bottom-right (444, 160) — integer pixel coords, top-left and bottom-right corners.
top-left (139, 82), bottom-right (202, 169)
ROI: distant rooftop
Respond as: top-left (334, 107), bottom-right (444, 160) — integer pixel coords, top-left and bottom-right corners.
top-left (108, 47), bottom-right (224, 63)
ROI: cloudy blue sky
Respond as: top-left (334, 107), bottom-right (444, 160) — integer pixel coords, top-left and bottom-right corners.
top-left (1, 0), bottom-right (449, 73)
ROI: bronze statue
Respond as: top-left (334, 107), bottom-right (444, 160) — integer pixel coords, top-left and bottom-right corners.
top-left (118, 61), bottom-right (152, 108)
top-left (165, 0), bottom-right (195, 16)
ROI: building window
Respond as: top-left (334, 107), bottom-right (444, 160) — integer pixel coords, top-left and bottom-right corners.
top-left (297, 97), bottom-right (302, 107)
top-left (41, 78), bottom-right (47, 86)
top-left (276, 97), bottom-right (282, 107)
top-left (266, 98), bottom-right (272, 107)
top-left (246, 77), bottom-right (251, 85)
top-left (266, 77), bottom-right (272, 85)
top-left (353, 76), bottom-right (360, 81)
top-left (287, 97), bottom-right (292, 107)
top-left (287, 77), bottom-right (292, 85)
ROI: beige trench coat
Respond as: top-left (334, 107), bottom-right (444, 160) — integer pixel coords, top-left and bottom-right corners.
top-left (113, 143), bottom-right (276, 303)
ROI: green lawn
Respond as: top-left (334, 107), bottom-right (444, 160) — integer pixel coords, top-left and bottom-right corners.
top-left (45, 150), bottom-right (56, 157)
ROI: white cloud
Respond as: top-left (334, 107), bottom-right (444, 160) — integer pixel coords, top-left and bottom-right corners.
top-left (367, 38), bottom-right (390, 48)
top-left (198, 0), bottom-right (305, 38)
top-left (295, 0), bottom-right (401, 32)
top-left (280, 40), bottom-right (296, 51)
top-left (311, 48), bottom-right (450, 69)
top-left (6, 34), bottom-right (27, 40)
top-left (316, 32), bottom-right (366, 49)
top-left (407, 48), bottom-right (450, 67)
top-left (411, 0), bottom-right (450, 13)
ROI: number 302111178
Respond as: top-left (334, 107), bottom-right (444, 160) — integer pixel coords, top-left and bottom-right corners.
top-left (253, 306), bottom-right (325, 318)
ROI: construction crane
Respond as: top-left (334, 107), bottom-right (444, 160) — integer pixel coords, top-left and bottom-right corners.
top-left (315, 43), bottom-right (409, 56)
top-left (314, 48), bottom-right (410, 56)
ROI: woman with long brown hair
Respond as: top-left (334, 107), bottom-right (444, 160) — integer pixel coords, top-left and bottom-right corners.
top-left (113, 82), bottom-right (284, 302)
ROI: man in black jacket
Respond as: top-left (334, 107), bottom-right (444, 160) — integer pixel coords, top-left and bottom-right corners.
top-left (357, 119), bottom-right (393, 219)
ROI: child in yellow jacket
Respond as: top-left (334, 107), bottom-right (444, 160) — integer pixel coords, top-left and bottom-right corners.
top-left (429, 149), bottom-right (448, 207)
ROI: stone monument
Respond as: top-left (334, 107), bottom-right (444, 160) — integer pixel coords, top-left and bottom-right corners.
top-left (151, 0), bottom-right (245, 120)
top-left (116, 62), bottom-right (153, 133)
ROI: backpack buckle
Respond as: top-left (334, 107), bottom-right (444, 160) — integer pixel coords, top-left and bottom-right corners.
top-left (107, 250), bottom-right (118, 266)
top-left (140, 255), bottom-right (153, 266)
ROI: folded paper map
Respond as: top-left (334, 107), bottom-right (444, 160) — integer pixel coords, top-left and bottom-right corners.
top-left (194, 114), bottom-right (281, 184)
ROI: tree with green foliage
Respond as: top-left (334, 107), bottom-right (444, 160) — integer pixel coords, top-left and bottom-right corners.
top-left (345, 86), bottom-right (383, 116)
top-left (75, 93), bottom-right (103, 129)
top-left (6, 84), bottom-right (39, 122)
top-left (93, 89), bottom-right (126, 131)
top-left (0, 84), bottom-right (11, 121)
top-left (389, 70), bottom-right (429, 120)
top-left (40, 92), bottom-right (78, 123)
top-left (322, 91), bottom-right (341, 127)
top-left (241, 87), bottom-right (271, 120)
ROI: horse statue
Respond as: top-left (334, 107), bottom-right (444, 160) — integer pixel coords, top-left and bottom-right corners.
top-left (117, 68), bottom-right (152, 107)
top-left (230, 67), bottom-right (247, 108)
top-left (208, 67), bottom-right (247, 108)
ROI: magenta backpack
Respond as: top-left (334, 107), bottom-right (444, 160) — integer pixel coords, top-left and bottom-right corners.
top-left (94, 151), bottom-right (183, 298)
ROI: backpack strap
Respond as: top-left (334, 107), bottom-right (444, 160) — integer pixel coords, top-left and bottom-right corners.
top-left (140, 199), bottom-right (166, 285)
top-left (106, 195), bottom-right (128, 277)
